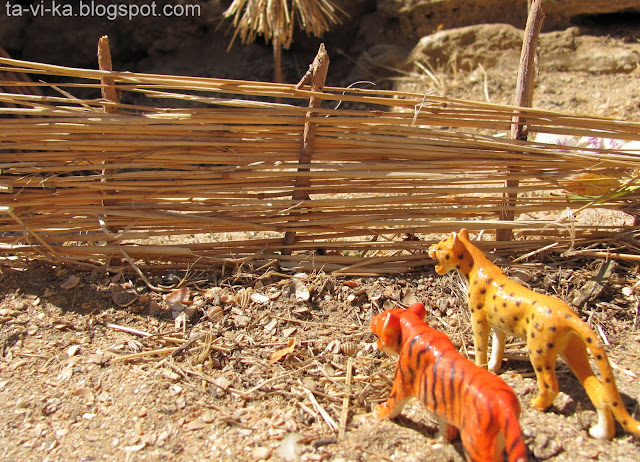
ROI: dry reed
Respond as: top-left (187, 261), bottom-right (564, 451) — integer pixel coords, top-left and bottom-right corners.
top-left (0, 56), bottom-right (639, 274)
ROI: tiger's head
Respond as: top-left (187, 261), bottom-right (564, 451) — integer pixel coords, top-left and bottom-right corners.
top-left (371, 302), bottom-right (427, 356)
top-left (428, 229), bottom-right (470, 275)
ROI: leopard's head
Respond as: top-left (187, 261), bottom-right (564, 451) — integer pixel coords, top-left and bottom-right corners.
top-left (428, 229), bottom-right (470, 275)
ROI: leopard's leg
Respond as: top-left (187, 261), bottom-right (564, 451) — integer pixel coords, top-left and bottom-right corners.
top-left (488, 328), bottom-right (507, 373)
top-left (562, 334), bottom-right (615, 439)
top-left (528, 338), bottom-right (560, 410)
top-left (471, 312), bottom-right (491, 369)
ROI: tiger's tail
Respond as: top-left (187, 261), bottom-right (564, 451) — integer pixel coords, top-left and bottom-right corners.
top-left (568, 315), bottom-right (640, 437)
top-left (503, 410), bottom-right (527, 462)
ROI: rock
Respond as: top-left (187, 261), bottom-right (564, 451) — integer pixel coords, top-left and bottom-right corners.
top-left (542, 28), bottom-right (640, 74)
top-left (409, 24), bottom-right (522, 72)
top-left (408, 24), bottom-right (640, 75)
top-left (378, 0), bottom-right (640, 38)
top-left (251, 446), bottom-right (272, 461)
top-left (531, 433), bottom-right (562, 460)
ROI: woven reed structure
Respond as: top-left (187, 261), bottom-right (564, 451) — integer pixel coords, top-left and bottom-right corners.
top-left (0, 55), bottom-right (639, 275)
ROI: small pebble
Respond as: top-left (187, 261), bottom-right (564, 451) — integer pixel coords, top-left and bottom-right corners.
top-left (251, 446), bottom-right (272, 461)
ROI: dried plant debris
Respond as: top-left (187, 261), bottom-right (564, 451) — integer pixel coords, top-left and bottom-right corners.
top-left (0, 261), bottom-right (639, 461)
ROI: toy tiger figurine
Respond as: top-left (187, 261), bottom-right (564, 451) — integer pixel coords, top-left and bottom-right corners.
top-left (371, 302), bottom-right (527, 462)
top-left (429, 229), bottom-right (640, 440)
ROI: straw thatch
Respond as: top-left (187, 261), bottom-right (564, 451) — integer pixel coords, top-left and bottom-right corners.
top-left (223, 0), bottom-right (344, 83)
top-left (0, 56), bottom-right (639, 275)
top-left (224, 0), bottom-right (344, 49)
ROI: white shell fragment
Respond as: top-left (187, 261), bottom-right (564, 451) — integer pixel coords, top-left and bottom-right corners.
top-left (290, 279), bottom-right (310, 302)
top-left (250, 292), bottom-right (270, 304)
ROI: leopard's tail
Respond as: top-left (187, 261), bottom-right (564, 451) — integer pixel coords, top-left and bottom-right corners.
top-left (568, 315), bottom-right (640, 438)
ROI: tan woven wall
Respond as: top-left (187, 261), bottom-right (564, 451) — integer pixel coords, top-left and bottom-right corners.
top-left (1, 57), bottom-right (638, 274)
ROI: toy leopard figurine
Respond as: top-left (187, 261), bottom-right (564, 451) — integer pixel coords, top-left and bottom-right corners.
top-left (371, 302), bottom-right (527, 462)
top-left (429, 228), bottom-right (640, 440)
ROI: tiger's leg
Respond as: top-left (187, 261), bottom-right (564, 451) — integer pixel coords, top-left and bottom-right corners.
top-left (528, 343), bottom-right (560, 410)
top-left (488, 329), bottom-right (507, 373)
top-left (460, 428), bottom-right (500, 462)
top-left (471, 313), bottom-right (491, 369)
top-left (435, 418), bottom-right (458, 442)
top-left (562, 334), bottom-right (615, 440)
top-left (374, 372), bottom-right (411, 420)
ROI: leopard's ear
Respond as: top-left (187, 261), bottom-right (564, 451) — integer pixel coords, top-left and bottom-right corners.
top-left (451, 231), bottom-right (460, 246)
top-left (459, 228), bottom-right (470, 241)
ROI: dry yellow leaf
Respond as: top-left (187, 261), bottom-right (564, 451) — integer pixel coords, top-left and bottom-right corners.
top-left (268, 338), bottom-right (297, 365)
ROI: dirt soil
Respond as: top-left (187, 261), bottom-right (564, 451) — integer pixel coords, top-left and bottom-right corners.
top-left (2, 5), bottom-right (640, 462)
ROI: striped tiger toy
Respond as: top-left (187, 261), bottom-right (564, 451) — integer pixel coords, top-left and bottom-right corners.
top-left (371, 302), bottom-right (527, 462)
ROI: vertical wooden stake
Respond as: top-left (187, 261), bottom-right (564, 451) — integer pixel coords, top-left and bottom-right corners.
top-left (497, 0), bottom-right (545, 241)
top-left (273, 37), bottom-right (283, 85)
top-left (98, 36), bottom-right (119, 114)
top-left (282, 44), bottom-right (329, 255)
top-left (97, 36), bottom-right (121, 260)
